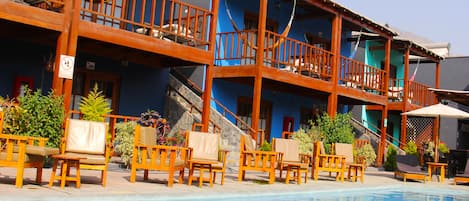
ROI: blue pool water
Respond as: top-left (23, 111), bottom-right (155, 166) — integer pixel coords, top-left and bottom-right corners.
top-left (139, 187), bottom-right (469, 201)
top-left (15, 186), bottom-right (469, 201)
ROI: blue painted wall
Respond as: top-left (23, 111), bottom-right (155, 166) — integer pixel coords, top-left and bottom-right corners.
top-left (213, 0), bottom-right (353, 138)
top-left (362, 40), bottom-right (405, 145)
top-left (0, 39), bottom-right (54, 98)
top-left (0, 39), bottom-right (169, 117)
top-left (213, 79), bottom-right (326, 140)
top-left (73, 53), bottom-right (169, 117)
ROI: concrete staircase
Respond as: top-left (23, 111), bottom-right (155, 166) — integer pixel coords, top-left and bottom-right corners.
top-left (164, 74), bottom-right (245, 166)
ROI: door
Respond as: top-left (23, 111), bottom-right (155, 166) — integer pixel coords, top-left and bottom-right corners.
top-left (71, 71), bottom-right (120, 114)
top-left (237, 96), bottom-right (272, 142)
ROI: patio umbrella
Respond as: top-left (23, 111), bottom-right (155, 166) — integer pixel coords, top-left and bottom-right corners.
top-left (401, 103), bottom-right (469, 162)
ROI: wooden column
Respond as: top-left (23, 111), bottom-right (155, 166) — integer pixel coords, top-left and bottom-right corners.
top-left (201, 0), bottom-right (220, 132)
top-left (327, 14), bottom-right (341, 118)
top-left (400, 47), bottom-right (410, 148)
top-left (433, 62), bottom-right (441, 162)
top-left (52, 0), bottom-right (74, 95)
top-left (250, 0), bottom-right (268, 141)
top-left (377, 38), bottom-right (391, 166)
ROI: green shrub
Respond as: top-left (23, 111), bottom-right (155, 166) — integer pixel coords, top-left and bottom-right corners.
top-left (315, 112), bottom-right (355, 152)
top-left (292, 127), bottom-right (323, 154)
top-left (259, 141), bottom-right (272, 151)
top-left (355, 144), bottom-right (377, 167)
top-left (79, 84), bottom-right (112, 122)
top-left (384, 145), bottom-right (397, 171)
top-left (4, 89), bottom-right (64, 148)
top-left (114, 121), bottom-right (137, 167)
top-left (403, 141), bottom-right (418, 156)
top-left (439, 142), bottom-right (450, 154)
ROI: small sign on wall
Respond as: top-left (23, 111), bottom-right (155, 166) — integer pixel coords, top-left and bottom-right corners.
top-left (58, 55), bottom-right (75, 79)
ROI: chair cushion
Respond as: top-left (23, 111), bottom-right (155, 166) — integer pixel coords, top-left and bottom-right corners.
top-left (335, 143), bottom-right (354, 165)
top-left (65, 119), bottom-right (107, 155)
top-left (191, 158), bottom-right (224, 169)
top-left (0, 152), bottom-right (44, 163)
top-left (274, 138), bottom-right (300, 162)
top-left (25, 145), bottom-right (59, 156)
top-left (143, 158), bottom-right (185, 168)
top-left (242, 134), bottom-right (255, 151)
top-left (139, 126), bottom-right (157, 146)
top-left (188, 131), bottom-right (219, 161)
top-left (63, 152), bottom-right (106, 165)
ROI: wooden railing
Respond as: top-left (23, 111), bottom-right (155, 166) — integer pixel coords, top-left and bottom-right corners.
top-left (215, 30), bottom-right (334, 81)
top-left (388, 78), bottom-right (435, 106)
top-left (339, 56), bottom-right (386, 95)
top-left (79, 0), bottom-right (212, 48)
top-left (170, 69), bottom-right (257, 137)
top-left (408, 80), bottom-right (435, 106)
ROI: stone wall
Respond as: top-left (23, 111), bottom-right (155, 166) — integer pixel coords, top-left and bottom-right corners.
top-left (164, 75), bottom-right (245, 166)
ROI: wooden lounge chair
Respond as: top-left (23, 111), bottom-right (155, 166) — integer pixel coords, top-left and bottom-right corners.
top-left (185, 131), bottom-right (228, 185)
top-left (454, 159), bottom-right (469, 185)
top-left (238, 134), bottom-right (277, 184)
top-left (61, 119), bottom-right (110, 186)
top-left (395, 155), bottom-right (429, 183)
top-left (334, 143), bottom-right (366, 183)
top-left (130, 125), bottom-right (190, 187)
top-left (273, 138), bottom-right (309, 184)
top-left (0, 134), bottom-right (59, 188)
top-left (311, 141), bottom-right (346, 182)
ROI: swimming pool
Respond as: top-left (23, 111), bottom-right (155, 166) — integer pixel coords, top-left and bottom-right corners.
top-left (129, 186), bottom-right (469, 201)
top-left (12, 186), bottom-right (469, 201)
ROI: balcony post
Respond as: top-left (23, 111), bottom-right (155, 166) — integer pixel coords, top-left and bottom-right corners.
top-left (377, 38), bottom-right (391, 166)
top-left (400, 47), bottom-right (410, 148)
top-left (52, 0), bottom-right (79, 115)
top-left (434, 62), bottom-right (441, 103)
top-left (201, 0), bottom-right (220, 132)
top-left (327, 14), bottom-right (342, 118)
top-left (251, 0), bottom-right (268, 141)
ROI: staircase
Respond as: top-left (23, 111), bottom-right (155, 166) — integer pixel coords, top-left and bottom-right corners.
top-left (164, 70), bottom-right (249, 166)
top-left (350, 117), bottom-right (405, 155)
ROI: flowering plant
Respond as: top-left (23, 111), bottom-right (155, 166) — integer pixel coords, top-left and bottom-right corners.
top-left (137, 110), bottom-right (171, 145)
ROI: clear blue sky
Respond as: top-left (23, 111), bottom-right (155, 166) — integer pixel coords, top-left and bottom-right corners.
top-left (334, 0), bottom-right (469, 56)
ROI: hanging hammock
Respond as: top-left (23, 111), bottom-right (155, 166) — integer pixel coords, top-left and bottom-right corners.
top-left (349, 28), bottom-right (363, 59)
top-left (224, 0), bottom-right (296, 50)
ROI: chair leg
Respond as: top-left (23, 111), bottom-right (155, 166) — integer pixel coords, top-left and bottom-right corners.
top-left (168, 170), bottom-right (174, 187)
top-left (36, 166), bottom-right (43, 184)
top-left (238, 168), bottom-right (244, 182)
top-left (178, 169), bottom-right (184, 184)
top-left (101, 170), bottom-right (107, 187)
top-left (15, 167), bottom-right (25, 188)
top-left (143, 170), bottom-right (149, 180)
top-left (130, 165), bottom-right (137, 182)
top-left (221, 171), bottom-right (225, 185)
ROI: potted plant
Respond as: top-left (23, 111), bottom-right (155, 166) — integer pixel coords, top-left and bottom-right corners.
top-left (438, 142), bottom-right (450, 163)
top-left (79, 84), bottom-right (112, 122)
top-left (114, 121), bottom-right (137, 168)
top-left (384, 145), bottom-right (397, 171)
top-left (355, 143), bottom-right (377, 167)
top-left (137, 110), bottom-right (170, 145)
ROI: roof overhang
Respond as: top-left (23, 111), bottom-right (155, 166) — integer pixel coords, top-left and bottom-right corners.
top-left (429, 88), bottom-right (469, 106)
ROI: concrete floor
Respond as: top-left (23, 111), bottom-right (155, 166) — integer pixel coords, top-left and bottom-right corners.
top-left (0, 162), bottom-right (468, 201)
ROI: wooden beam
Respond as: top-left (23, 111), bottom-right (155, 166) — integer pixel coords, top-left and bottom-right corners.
top-left (337, 87), bottom-right (387, 105)
top-left (261, 67), bottom-right (333, 92)
top-left (251, 0), bottom-right (268, 141)
top-left (201, 0), bottom-right (219, 132)
top-left (0, 1), bottom-right (64, 32)
top-left (377, 39), bottom-right (391, 166)
top-left (78, 21), bottom-right (212, 65)
top-left (401, 47), bottom-right (410, 148)
top-left (213, 66), bottom-right (257, 78)
top-left (327, 14), bottom-right (341, 117)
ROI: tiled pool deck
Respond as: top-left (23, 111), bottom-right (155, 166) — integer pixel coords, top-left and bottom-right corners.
top-left (0, 162), bottom-right (467, 200)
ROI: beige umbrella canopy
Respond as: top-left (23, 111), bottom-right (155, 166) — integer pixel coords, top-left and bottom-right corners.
top-left (402, 103), bottom-right (469, 162)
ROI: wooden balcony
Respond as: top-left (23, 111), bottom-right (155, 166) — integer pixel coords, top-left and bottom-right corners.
top-left (215, 30), bottom-right (387, 104)
top-left (386, 78), bottom-right (435, 110)
top-left (2, 0), bottom-right (215, 66)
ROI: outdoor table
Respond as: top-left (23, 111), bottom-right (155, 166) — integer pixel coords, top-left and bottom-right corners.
top-left (187, 160), bottom-right (217, 187)
top-left (427, 162), bottom-right (448, 183)
top-left (49, 154), bottom-right (85, 188)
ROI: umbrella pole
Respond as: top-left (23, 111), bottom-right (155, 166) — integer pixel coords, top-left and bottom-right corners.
top-left (434, 116), bottom-right (440, 163)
